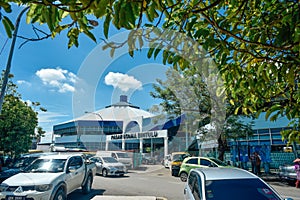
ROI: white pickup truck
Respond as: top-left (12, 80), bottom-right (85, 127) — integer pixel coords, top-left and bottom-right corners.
top-left (0, 153), bottom-right (96, 200)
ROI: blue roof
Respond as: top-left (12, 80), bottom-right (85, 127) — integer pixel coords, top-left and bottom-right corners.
top-left (241, 113), bottom-right (291, 129)
top-left (53, 120), bottom-right (123, 131)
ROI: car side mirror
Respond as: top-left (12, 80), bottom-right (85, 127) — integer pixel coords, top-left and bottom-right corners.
top-left (85, 159), bottom-right (93, 165)
top-left (67, 166), bottom-right (76, 173)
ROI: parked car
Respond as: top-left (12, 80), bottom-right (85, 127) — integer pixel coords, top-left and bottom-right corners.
top-left (279, 163), bottom-right (297, 184)
top-left (179, 156), bottom-right (230, 182)
top-left (90, 156), bottom-right (127, 177)
top-left (163, 154), bottom-right (171, 168)
top-left (0, 152), bottom-right (57, 183)
top-left (170, 152), bottom-right (190, 176)
top-left (184, 167), bottom-right (293, 200)
top-left (0, 153), bottom-right (96, 200)
top-left (141, 153), bottom-right (157, 165)
top-left (96, 151), bottom-right (133, 169)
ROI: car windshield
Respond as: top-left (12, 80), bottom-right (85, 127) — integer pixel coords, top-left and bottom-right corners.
top-left (116, 153), bottom-right (129, 158)
top-left (103, 157), bottom-right (118, 163)
top-left (173, 154), bottom-right (187, 162)
top-left (11, 157), bottom-right (38, 168)
top-left (204, 178), bottom-right (281, 200)
top-left (25, 159), bottom-right (66, 173)
top-left (208, 158), bottom-right (228, 166)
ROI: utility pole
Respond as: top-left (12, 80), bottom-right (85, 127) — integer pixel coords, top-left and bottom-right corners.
top-left (0, 7), bottom-right (29, 114)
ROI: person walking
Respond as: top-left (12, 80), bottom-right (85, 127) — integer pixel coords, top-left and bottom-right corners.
top-left (250, 152), bottom-right (256, 174)
top-left (255, 152), bottom-right (261, 175)
top-left (252, 152), bottom-right (261, 175)
top-left (294, 158), bottom-right (300, 188)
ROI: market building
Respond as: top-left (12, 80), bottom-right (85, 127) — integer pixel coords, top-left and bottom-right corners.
top-left (52, 95), bottom-right (183, 158)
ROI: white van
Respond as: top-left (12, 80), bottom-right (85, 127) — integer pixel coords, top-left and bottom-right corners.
top-left (96, 151), bottom-right (133, 169)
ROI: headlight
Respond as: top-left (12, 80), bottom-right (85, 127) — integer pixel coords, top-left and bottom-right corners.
top-left (0, 183), bottom-right (9, 192)
top-left (35, 184), bottom-right (52, 192)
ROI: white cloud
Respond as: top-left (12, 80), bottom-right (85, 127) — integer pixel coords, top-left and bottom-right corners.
top-left (104, 72), bottom-right (142, 92)
top-left (17, 80), bottom-right (32, 86)
top-left (36, 67), bottom-right (77, 93)
top-left (24, 100), bottom-right (32, 106)
top-left (38, 111), bottom-right (68, 123)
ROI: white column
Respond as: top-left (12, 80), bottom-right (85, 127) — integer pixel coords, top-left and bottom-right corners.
top-left (122, 137), bottom-right (125, 150)
top-left (164, 137), bottom-right (168, 157)
top-left (105, 140), bottom-right (109, 151)
top-left (139, 138), bottom-right (143, 153)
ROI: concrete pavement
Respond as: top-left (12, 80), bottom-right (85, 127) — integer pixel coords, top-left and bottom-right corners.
top-left (91, 164), bottom-right (167, 200)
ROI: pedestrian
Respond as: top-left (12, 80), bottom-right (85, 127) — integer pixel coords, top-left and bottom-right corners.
top-left (254, 152), bottom-right (261, 175)
top-left (250, 152), bottom-right (256, 174)
top-left (294, 158), bottom-right (300, 188)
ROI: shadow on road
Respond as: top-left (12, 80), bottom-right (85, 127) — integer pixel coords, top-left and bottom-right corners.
top-left (68, 189), bottom-right (105, 200)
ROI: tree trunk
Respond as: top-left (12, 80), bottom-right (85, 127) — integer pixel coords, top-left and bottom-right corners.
top-left (217, 135), bottom-right (227, 161)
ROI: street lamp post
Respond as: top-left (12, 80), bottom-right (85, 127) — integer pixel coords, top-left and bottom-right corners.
top-left (85, 111), bottom-right (104, 150)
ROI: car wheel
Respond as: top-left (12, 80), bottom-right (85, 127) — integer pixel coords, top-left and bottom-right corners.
top-left (180, 172), bottom-right (188, 182)
top-left (102, 169), bottom-right (108, 177)
top-left (53, 189), bottom-right (66, 200)
top-left (82, 175), bottom-right (92, 194)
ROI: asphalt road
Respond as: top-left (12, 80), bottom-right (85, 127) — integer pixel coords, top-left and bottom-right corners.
top-left (68, 165), bottom-right (300, 200)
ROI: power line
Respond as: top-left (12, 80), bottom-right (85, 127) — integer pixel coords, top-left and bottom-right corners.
top-left (0, 38), bottom-right (9, 56)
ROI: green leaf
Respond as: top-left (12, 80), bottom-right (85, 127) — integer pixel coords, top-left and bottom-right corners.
top-left (95, 0), bottom-right (109, 18)
top-left (0, 2), bottom-right (12, 13)
top-left (83, 30), bottom-right (97, 43)
top-left (2, 16), bottom-right (14, 38)
top-left (112, 2), bottom-right (121, 28)
top-left (129, 50), bottom-right (134, 57)
top-left (147, 47), bottom-right (155, 58)
top-left (125, 3), bottom-right (136, 28)
top-left (265, 105), bottom-right (282, 120)
top-left (104, 14), bottom-right (111, 38)
top-left (154, 44), bottom-right (163, 58)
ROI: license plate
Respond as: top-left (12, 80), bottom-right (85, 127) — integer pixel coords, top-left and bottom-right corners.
top-left (5, 195), bottom-right (26, 200)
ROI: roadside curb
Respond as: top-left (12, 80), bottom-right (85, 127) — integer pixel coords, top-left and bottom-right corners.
top-left (91, 196), bottom-right (164, 199)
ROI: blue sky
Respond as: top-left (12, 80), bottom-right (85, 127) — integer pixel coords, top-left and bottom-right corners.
top-left (0, 6), bottom-right (168, 139)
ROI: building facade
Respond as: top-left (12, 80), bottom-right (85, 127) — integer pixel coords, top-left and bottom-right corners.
top-left (52, 95), bottom-right (182, 158)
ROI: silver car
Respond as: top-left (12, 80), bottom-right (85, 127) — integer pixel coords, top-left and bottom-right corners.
top-left (184, 167), bottom-right (293, 200)
top-left (91, 156), bottom-right (127, 177)
top-left (279, 163), bottom-right (297, 184)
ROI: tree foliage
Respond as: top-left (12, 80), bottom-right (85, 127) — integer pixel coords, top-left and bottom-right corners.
top-left (150, 68), bottom-right (254, 159)
top-left (1, 0), bottom-right (299, 144)
top-left (150, 68), bottom-right (211, 117)
top-left (0, 73), bottom-right (45, 157)
top-left (0, 95), bottom-right (38, 157)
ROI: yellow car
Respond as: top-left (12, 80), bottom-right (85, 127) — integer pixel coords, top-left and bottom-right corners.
top-left (170, 152), bottom-right (190, 176)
